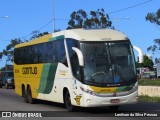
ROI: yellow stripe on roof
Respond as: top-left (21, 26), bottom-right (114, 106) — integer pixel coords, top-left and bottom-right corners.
top-left (14, 34), bottom-right (52, 48)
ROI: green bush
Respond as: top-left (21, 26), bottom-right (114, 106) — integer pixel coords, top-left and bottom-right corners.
top-left (138, 95), bottom-right (160, 103)
top-left (138, 79), bottom-right (160, 86)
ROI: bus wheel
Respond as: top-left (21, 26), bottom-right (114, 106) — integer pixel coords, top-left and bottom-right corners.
top-left (22, 88), bottom-right (29, 103)
top-left (5, 82), bottom-right (9, 89)
top-left (65, 90), bottom-right (75, 112)
top-left (27, 87), bottom-right (35, 104)
top-left (109, 105), bottom-right (119, 111)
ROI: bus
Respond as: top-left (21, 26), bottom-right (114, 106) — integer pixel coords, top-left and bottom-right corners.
top-left (14, 29), bottom-right (143, 111)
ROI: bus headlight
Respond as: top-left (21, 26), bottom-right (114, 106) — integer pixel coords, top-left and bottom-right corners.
top-left (80, 87), bottom-right (96, 96)
top-left (87, 99), bottom-right (91, 103)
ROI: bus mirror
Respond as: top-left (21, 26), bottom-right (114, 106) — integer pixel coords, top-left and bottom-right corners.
top-left (72, 47), bottom-right (84, 66)
top-left (133, 46), bottom-right (143, 63)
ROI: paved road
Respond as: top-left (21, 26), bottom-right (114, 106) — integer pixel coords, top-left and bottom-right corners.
top-left (0, 87), bottom-right (160, 120)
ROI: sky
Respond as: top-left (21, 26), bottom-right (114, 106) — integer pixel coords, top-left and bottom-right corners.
top-left (0, 0), bottom-right (159, 68)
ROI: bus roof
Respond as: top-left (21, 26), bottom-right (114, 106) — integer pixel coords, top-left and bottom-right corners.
top-left (15, 29), bottom-right (128, 48)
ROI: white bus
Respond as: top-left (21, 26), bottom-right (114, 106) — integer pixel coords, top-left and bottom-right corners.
top-left (14, 29), bottom-right (143, 111)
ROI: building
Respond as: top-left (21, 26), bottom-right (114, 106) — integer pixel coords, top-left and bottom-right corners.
top-left (157, 63), bottom-right (160, 78)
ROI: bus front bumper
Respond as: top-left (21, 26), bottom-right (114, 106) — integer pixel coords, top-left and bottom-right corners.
top-left (82, 91), bottom-right (138, 107)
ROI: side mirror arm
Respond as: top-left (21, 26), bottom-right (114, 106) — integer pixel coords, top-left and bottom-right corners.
top-left (72, 47), bottom-right (84, 66)
top-left (133, 46), bottom-right (143, 63)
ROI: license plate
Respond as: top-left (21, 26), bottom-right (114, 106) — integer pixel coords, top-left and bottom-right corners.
top-left (110, 99), bottom-right (120, 103)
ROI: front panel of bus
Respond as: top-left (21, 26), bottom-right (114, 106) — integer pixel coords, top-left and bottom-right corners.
top-left (66, 38), bottom-right (138, 107)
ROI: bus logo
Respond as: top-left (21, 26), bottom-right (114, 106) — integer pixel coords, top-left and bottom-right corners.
top-left (74, 96), bottom-right (82, 105)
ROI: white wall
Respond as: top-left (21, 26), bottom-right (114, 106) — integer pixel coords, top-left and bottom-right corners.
top-left (157, 63), bottom-right (160, 78)
top-left (139, 86), bottom-right (160, 97)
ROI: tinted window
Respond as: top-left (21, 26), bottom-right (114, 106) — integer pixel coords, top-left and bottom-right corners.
top-left (67, 39), bottom-right (80, 79)
top-left (14, 39), bottom-right (68, 66)
top-left (33, 44), bottom-right (45, 63)
top-left (46, 42), bottom-right (56, 63)
top-left (56, 40), bottom-right (68, 66)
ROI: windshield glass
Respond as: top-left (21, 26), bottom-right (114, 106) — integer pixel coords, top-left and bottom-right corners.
top-left (80, 41), bottom-right (136, 86)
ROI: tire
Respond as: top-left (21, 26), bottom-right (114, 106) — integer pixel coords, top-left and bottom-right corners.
top-left (109, 105), bottom-right (119, 111)
top-left (27, 87), bottom-right (35, 104)
top-left (65, 90), bottom-right (75, 112)
top-left (5, 82), bottom-right (9, 89)
top-left (22, 88), bottom-right (29, 103)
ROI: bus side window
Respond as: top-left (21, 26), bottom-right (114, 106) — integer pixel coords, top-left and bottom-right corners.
top-left (56, 40), bottom-right (68, 67)
top-left (33, 44), bottom-right (45, 63)
top-left (46, 41), bottom-right (56, 63)
top-left (67, 39), bottom-right (81, 80)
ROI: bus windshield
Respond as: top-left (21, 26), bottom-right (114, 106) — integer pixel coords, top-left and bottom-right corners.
top-left (80, 41), bottom-right (136, 86)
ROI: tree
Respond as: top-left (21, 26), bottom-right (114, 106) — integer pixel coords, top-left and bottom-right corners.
top-left (54, 29), bottom-right (61, 33)
top-left (3, 38), bottom-right (23, 62)
top-left (136, 55), bottom-right (154, 70)
top-left (0, 52), bottom-right (3, 59)
top-left (143, 55), bottom-right (154, 70)
top-left (30, 30), bottom-right (49, 40)
top-left (67, 9), bottom-right (113, 29)
top-left (146, 9), bottom-right (160, 59)
top-left (0, 31), bottom-right (49, 63)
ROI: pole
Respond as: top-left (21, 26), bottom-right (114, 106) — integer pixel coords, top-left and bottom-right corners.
top-left (52, 0), bottom-right (55, 32)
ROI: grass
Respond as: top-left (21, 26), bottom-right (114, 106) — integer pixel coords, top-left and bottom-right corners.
top-left (138, 78), bottom-right (160, 86)
top-left (138, 95), bottom-right (160, 103)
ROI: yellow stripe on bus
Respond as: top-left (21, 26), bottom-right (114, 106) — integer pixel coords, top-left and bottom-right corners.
top-left (89, 86), bottom-right (117, 93)
top-left (15, 34), bottom-right (52, 48)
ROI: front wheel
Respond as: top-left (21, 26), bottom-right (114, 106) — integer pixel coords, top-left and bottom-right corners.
top-left (65, 90), bottom-right (76, 112)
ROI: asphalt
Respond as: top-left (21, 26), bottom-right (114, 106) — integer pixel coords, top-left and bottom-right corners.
top-left (0, 87), bottom-right (160, 120)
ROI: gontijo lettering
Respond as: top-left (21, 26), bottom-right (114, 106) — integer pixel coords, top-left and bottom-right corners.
top-left (22, 67), bottom-right (37, 74)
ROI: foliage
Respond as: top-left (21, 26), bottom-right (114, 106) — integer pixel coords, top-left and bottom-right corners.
top-left (0, 65), bottom-right (13, 71)
top-left (138, 95), bottom-right (160, 103)
top-left (0, 66), bottom-right (6, 71)
top-left (3, 38), bottom-right (23, 62)
top-left (146, 9), bottom-right (160, 25)
top-left (136, 55), bottom-right (154, 70)
top-left (138, 79), bottom-right (160, 86)
top-left (143, 55), bottom-right (154, 69)
top-left (146, 9), bottom-right (160, 60)
top-left (67, 9), bottom-right (113, 29)
top-left (0, 31), bottom-right (49, 64)
top-left (0, 52), bottom-right (3, 59)
top-left (30, 30), bottom-right (49, 40)
top-left (54, 29), bottom-right (61, 33)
